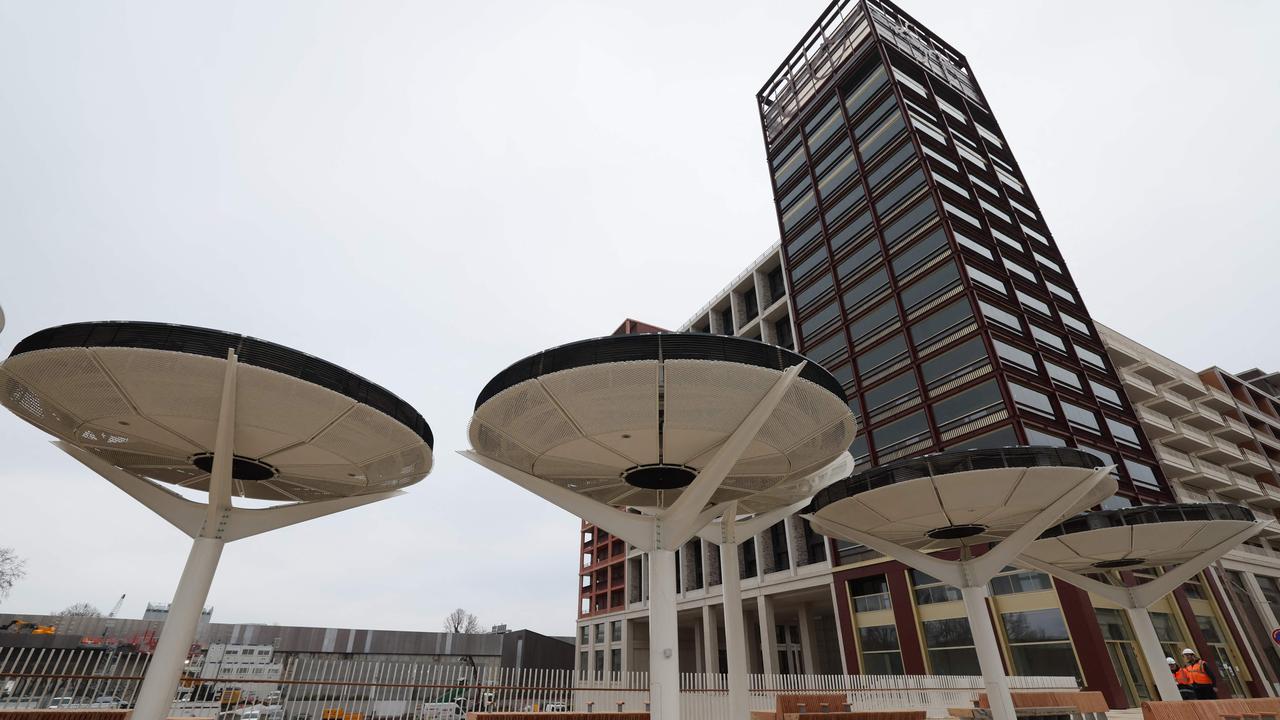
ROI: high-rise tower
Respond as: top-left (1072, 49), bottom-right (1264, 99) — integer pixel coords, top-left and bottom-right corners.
top-left (758, 0), bottom-right (1170, 504)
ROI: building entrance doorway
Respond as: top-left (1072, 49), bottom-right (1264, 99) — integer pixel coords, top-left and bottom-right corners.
top-left (1096, 608), bottom-right (1154, 707)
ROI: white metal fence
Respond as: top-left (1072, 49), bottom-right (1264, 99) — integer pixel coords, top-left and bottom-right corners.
top-left (0, 647), bottom-right (1077, 719)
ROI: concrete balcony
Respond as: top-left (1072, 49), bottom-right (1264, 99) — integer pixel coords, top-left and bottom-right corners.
top-left (1135, 405), bottom-right (1176, 439)
top-left (1162, 374), bottom-right (1207, 399)
top-left (1143, 388), bottom-right (1195, 417)
top-left (1179, 403), bottom-right (1224, 431)
top-left (1175, 485), bottom-right (1213, 504)
top-left (1155, 444), bottom-right (1197, 479)
top-left (1119, 367), bottom-right (1159, 402)
top-left (1164, 420), bottom-right (1215, 453)
top-left (1250, 483), bottom-right (1280, 510)
top-left (1194, 436), bottom-right (1243, 465)
top-left (1229, 448), bottom-right (1273, 474)
top-left (1216, 415), bottom-right (1255, 443)
top-left (1133, 360), bottom-right (1179, 386)
top-left (1220, 469), bottom-right (1264, 501)
top-left (1104, 337), bottom-right (1145, 368)
top-left (1200, 385), bottom-right (1237, 412)
top-left (1182, 456), bottom-right (1233, 491)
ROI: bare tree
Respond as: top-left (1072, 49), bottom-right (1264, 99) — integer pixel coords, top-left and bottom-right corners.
top-left (443, 608), bottom-right (481, 634)
top-left (0, 547), bottom-right (25, 603)
top-left (54, 602), bottom-right (103, 617)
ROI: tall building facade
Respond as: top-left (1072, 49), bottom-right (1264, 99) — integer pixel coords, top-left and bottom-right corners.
top-left (573, 0), bottom-right (1279, 709)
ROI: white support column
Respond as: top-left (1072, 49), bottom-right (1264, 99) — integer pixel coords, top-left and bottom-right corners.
top-left (621, 618), bottom-right (633, 673)
top-left (757, 594), bottom-right (778, 676)
top-left (1126, 606), bottom-right (1183, 702)
top-left (648, 549), bottom-right (680, 720)
top-left (1241, 572), bottom-right (1280, 674)
top-left (797, 603), bottom-right (817, 675)
top-left (693, 616), bottom-right (705, 674)
top-left (701, 605), bottom-right (718, 676)
top-left (961, 585), bottom-right (1015, 720)
top-left (133, 350), bottom-right (238, 720)
top-left (721, 535), bottom-right (748, 720)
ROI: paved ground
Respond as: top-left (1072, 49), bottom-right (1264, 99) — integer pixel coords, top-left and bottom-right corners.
top-left (1107, 708), bottom-right (1143, 720)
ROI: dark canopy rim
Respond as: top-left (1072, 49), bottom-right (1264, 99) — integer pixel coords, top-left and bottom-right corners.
top-left (808, 445), bottom-right (1104, 512)
top-left (1037, 502), bottom-right (1255, 540)
top-left (474, 332), bottom-right (848, 410)
top-left (9, 321), bottom-right (433, 448)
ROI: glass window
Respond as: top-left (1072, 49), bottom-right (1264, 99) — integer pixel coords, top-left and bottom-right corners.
top-left (955, 143), bottom-right (987, 169)
top-left (594, 623), bottom-right (604, 642)
top-left (1016, 290), bottom-right (1051, 317)
top-left (794, 271), bottom-right (834, 311)
top-left (779, 175), bottom-right (813, 212)
top-left (991, 228), bottom-right (1022, 252)
top-left (580, 626), bottom-right (589, 643)
top-left (911, 112), bottom-right (948, 144)
top-left (850, 298), bottom-right (900, 345)
top-left (1045, 360), bottom-right (1082, 390)
top-left (923, 144), bottom-right (959, 172)
top-left (817, 148), bottom-right (859, 199)
top-left (1078, 443), bottom-right (1115, 468)
top-left (800, 300), bottom-right (841, 337)
top-left (1025, 427), bottom-right (1066, 447)
top-left (851, 575), bottom-right (891, 611)
top-left (1090, 380), bottom-right (1122, 407)
top-left (824, 183), bottom-right (867, 226)
top-left (943, 201), bottom-right (981, 228)
top-left (933, 172), bottom-right (971, 199)
top-left (768, 266), bottom-right (786, 300)
top-left (830, 208), bottom-right (875, 254)
top-left (891, 228), bottom-right (948, 278)
top-left (1061, 312), bottom-right (1090, 336)
top-left (976, 122), bottom-right (1003, 148)
top-left (837, 239), bottom-right (882, 281)
top-left (858, 625), bottom-right (905, 674)
top-left (782, 190), bottom-right (817, 231)
top-left (966, 264), bottom-right (1007, 295)
top-left (830, 361), bottom-right (852, 388)
top-left (890, 65), bottom-right (928, 98)
top-left (938, 98), bottom-right (967, 123)
top-left (968, 173), bottom-right (1000, 198)
top-left (1001, 609), bottom-right (1079, 680)
top-left (1004, 259), bottom-right (1037, 283)
top-left (842, 267), bottom-right (890, 312)
top-left (1062, 401), bottom-right (1100, 432)
top-left (913, 570), bottom-right (963, 604)
top-left (867, 143), bottom-right (917, 190)
top-left (1010, 198), bottom-right (1038, 221)
top-left (865, 370), bottom-right (920, 414)
top-left (785, 220), bottom-right (824, 259)
top-left (805, 97), bottom-right (845, 150)
top-left (992, 571), bottom-right (1055, 597)
top-left (996, 167), bottom-right (1025, 194)
top-left (994, 339), bottom-right (1036, 372)
top-left (858, 113), bottom-right (906, 160)
top-left (1108, 419), bottom-right (1141, 447)
top-left (979, 300), bottom-right (1021, 333)
top-left (875, 167), bottom-right (926, 215)
top-left (611, 621), bottom-right (622, 642)
top-left (933, 380), bottom-right (1003, 431)
top-left (1075, 343), bottom-right (1107, 370)
top-left (948, 425), bottom-right (1019, 450)
top-left (872, 410), bottom-right (930, 453)
top-left (1009, 381), bottom-right (1053, 416)
top-left (901, 260), bottom-right (961, 311)
top-left (611, 648), bottom-right (621, 672)
top-left (909, 297), bottom-right (974, 348)
top-left (922, 618), bottom-right (980, 676)
top-left (775, 318), bottom-right (794, 350)
top-left (1031, 324), bottom-right (1066, 352)
top-left (857, 333), bottom-right (908, 377)
top-left (883, 197), bottom-right (939, 248)
top-left (771, 133), bottom-right (802, 171)
top-left (1046, 281), bottom-right (1074, 304)
top-left (921, 337), bottom-right (988, 388)
top-left (843, 64), bottom-right (888, 117)
top-left (804, 330), bottom-right (848, 364)
top-left (1032, 251), bottom-right (1062, 274)
top-left (1124, 459), bottom-right (1159, 488)
top-left (1021, 224), bottom-right (1050, 246)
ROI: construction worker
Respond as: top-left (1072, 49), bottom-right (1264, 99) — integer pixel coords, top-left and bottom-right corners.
top-left (1181, 648), bottom-right (1218, 699)
top-left (1169, 657), bottom-right (1195, 699)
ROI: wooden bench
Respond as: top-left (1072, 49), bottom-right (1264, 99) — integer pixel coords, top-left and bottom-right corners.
top-left (467, 714), bottom-right (649, 720)
top-left (751, 695), bottom-right (924, 720)
top-left (0, 712), bottom-right (131, 720)
top-left (1141, 699), bottom-right (1280, 720)
top-left (975, 692), bottom-right (1109, 720)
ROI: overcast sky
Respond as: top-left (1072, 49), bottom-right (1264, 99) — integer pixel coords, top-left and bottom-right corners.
top-left (0, 0), bottom-right (1276, 638)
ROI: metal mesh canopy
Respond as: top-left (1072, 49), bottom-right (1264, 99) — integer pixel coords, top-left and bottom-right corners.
top-left (1, 321), bottom-right (433, 502)
top-left (809, 446), bottom-right (1116, 551)
top-left (469, 333), bottom-right (856, 514)
top-left (1026, 502), bottom-right (1257, 572)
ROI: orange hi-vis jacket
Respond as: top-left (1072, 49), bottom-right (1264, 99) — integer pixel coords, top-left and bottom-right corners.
top-left (1173, 666), bottom-right (1193, 686)
top-left (1185, 659), bottom-right (1214, 686)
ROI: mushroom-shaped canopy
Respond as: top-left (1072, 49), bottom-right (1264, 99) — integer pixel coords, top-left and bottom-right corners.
top-left (1026, 502), bottom-right (1257, 572)
top-left (469, 333), bottom-right (856, 515)
top-left (809, 446), bottom-right (1115, 551)
top-left (0, 322), bottom-right (433, 502)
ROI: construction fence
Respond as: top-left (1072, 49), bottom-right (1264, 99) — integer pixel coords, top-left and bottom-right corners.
top-left (0, 647), bottom-right (1077, 720)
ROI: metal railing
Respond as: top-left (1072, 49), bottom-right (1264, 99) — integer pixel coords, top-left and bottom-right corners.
top-left (0, 647), bottom-right (1077, 720)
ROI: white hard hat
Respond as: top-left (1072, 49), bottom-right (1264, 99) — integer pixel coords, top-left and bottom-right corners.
top-left (1166, 657), bottom-right (1177, 665)
top-left (1182, 648), bottom-right (1196, 655)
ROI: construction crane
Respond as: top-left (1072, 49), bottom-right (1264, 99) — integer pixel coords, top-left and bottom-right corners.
top-left (107, 594), bottom-right (125, 619)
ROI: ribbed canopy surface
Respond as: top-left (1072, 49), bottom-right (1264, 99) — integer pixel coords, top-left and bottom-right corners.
top-left (1026, 503), bottom-right (1256, 572)
top-left (1, 321), bottom-right (432, 501)
top-left (809, 447), bottom-right (1116, 551)
top-left (469, 333), bottom-right (856, 514)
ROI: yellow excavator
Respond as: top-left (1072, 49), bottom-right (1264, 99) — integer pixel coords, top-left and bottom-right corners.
top-left (1, 619), bottom-right (57, 635)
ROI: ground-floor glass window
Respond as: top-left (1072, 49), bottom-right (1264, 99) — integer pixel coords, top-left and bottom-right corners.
top-left (1000, 608), bottom-right (1080, 680)
top-left (858, 624), bottom-right (904, 674)
top-left (922, 617), bottom-right (979, 675)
